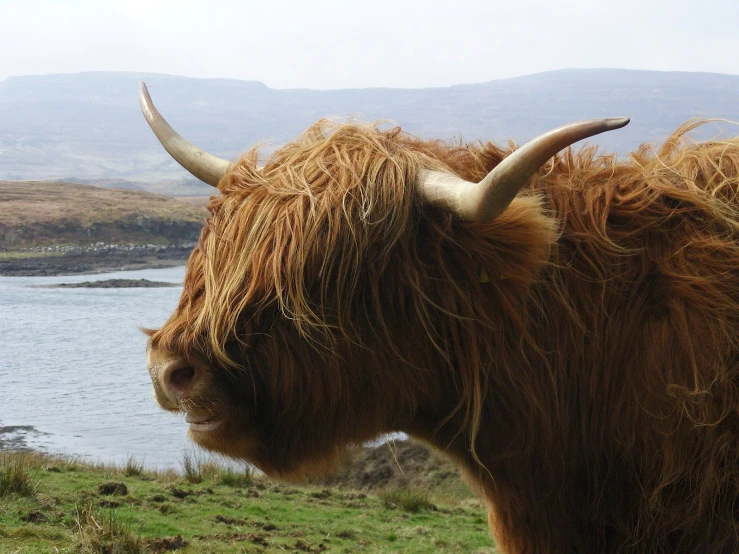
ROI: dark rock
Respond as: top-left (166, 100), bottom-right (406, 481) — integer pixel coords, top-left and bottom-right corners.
top-left (147, 535), bottom-right (187, 552)
top-left (39, 278), bottom-right (178, 288)
top-left (158, 504), bottom-right (175, 515)
top-left (97, 481), bottom-right (127, 496)
top-left (22, 511), bottom-right (47, 523)
top-left (214, 514), bottom-right (247, 525)
top-left (167, 486), bottom-right (193, 499)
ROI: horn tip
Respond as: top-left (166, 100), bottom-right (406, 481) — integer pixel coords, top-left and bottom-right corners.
top-left (138, 82), bottom-right (155, 120)
top-left (607, 117), bottom-right (630, 129)
top-left (138, 81), bottom-right (151, 101)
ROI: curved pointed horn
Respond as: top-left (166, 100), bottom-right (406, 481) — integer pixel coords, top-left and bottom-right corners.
top-left (138, 82), bottom-right (230, 188)
top-left (418, 117), bottom-right (630, 222)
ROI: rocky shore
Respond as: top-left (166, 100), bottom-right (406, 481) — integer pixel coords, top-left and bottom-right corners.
top-left (0, 425), bottom-right (49, 450)
top-left (37, 279), bottom-right (179, 288)
top-left (0, 243), bottom-right (195, 276)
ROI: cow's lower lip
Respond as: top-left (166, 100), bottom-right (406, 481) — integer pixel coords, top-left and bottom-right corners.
top-left (185, 413), bottom-right (224, 433)
top-left (189, 420), bottom-right (223, 433)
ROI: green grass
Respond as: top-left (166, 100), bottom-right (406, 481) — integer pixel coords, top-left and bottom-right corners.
top-left (124, 456), bottom-right (145, 478)
top-left (0, 451), bottom-right (38, 497)
top-left (73, 503), bottom-right (147, 554)
top-left (0, 450), bottom-right (496, 553)
top-left (216, 464), bottom-right (253, 488)
top-left (378, 485), bottom-right (435, 513)
top-left (180, 451), bottom-right (253, 488)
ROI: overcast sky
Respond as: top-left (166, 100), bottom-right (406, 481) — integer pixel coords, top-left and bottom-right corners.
top-left (1, 0), bottom-right (737, 90)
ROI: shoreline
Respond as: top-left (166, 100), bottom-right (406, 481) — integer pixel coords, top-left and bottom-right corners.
top-left (0, 424), bottom-right (49, 451)
top-left (0, 247), bottom-right (192, 277)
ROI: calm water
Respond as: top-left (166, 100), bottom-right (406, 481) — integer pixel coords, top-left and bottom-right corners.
top-left (0, 266), bottom-right (209, 469)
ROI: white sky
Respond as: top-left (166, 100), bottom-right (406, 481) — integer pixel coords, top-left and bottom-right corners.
top-left (1, 0), bottom-right (737, 89)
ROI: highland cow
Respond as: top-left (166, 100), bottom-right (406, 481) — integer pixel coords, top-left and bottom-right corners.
top-left (140, 82), bottom-right (738, 553)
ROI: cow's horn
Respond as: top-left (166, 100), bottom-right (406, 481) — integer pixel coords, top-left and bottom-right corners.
top-left (417, 117), bottom-right (630, 222)
top-left (138, 82), bottom-right (230, 188)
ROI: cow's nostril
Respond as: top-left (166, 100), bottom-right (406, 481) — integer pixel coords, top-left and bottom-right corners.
top-left (164, 363), bottom-right (196, 395)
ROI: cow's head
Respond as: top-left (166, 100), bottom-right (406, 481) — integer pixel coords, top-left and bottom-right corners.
top-left (141, 82), bottom-right (627, 477)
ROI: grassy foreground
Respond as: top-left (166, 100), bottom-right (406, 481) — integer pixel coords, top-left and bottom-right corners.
top-left (0, 450), bottom-right (495, 553)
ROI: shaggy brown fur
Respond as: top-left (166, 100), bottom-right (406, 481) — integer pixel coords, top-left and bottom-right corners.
top-left (148, 119), bottom-right (739, 553)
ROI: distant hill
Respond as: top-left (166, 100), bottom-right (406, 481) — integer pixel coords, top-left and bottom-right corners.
top-left (0, 181), bottom-right (207, 249)
top-left (1, 69), bottom-right (738, 193)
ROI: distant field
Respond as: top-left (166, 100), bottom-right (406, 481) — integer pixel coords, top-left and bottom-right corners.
top-left (175, 196), bottom-right (211, 207)
top-left (0, 181), bottom-right (208, 249)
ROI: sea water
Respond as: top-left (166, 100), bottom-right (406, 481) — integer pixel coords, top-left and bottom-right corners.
top-left (0, 266), bottom-right (206, 469)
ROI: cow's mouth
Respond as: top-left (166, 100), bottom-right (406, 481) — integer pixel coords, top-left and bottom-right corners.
top-left (185, 413), bottom-right (224, 433)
